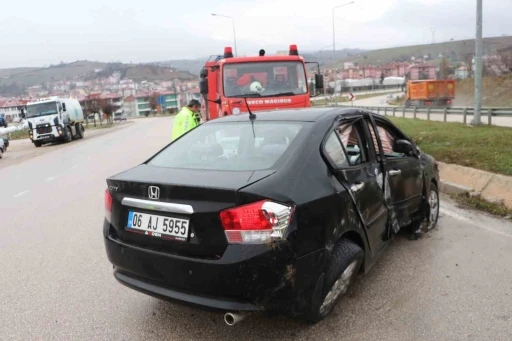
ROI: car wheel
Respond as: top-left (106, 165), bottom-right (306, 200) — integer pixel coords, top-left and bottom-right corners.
top-left (64, 127), bottom-right (72, 142)
top-left (425, 182), bottom-right (440, 232)
top-left (34, 141), bottom-right (42, 148)
top-left (76, 123), bottom-right (84, 139)
top-left (305, 239), bottom-right (364, 323)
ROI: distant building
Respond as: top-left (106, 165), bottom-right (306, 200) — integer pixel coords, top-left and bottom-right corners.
top-left (455, 66), bottom-right (470, 80)
top-left (125, 91), bottom-right (183, 116)
top-left (361, 66), bottom-right (377, 78)
top-left (377, 63), bottom-right (409, 78)
top-left (134, 93), bottom-right (152, 116)
top-left (343, 62), bottom-right (355, 70)
top-left (184, 88), bottom-right (201, 104)
top-left (157, 91), bottom-right (181, 113)
top-left (123, 96), bottom-right (137, 117)
top-left (0, 99), bottom-right (28, 122)
top-left (78, 92), bottom-right (124, 119)
top-left (341, 68), bottom-right (360, 79)
top-left (409, 63), bottom-right (437, 80)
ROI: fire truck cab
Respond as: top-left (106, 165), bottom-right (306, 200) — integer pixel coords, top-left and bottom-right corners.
top-left (199, 45), bottom-right (323, 121)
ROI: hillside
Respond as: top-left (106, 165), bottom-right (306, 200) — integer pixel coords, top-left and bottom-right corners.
top-left (337, 35), bottom-right (512, 66)
top-left (153, 48), bottom-right (367, 75)
top-left (0, 60), bottom-right (197, 96)
top-left (454, 75), bottom-right (512, 107)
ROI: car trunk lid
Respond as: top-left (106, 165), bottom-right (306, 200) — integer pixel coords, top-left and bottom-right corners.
top-left (106, 164), bottom-right (274, 259)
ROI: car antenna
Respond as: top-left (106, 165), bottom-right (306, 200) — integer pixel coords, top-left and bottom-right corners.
top-left (243, 97), bottom-right (256, 138)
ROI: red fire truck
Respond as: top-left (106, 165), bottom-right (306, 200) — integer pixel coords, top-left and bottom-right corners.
top-left (199, 45), bottom-right (323, 121)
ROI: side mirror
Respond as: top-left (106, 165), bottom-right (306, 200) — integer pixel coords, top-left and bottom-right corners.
top-left (314, 74), bottom-right (324, 89)
top-left (199, 68), bottom-right (208, 78)
top-left (394, 139), bottom-right (413, 155)
top-left (62, 103), bottom-right (67, 112)
top-left (199, 78), bottom-right (208, 95)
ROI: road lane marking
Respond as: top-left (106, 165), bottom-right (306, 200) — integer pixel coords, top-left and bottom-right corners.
top-left (440, 208), bottom-right (472, 223)
top-left (13, 190), bottom-right (29, 198)
top-left (45, 177), bottom-right (55, 182)
top-left (440, 207), bottom-right (512, 240)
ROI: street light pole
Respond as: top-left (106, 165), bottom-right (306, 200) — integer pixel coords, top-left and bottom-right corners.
top-left (332, 2), bottom-right (355, 68)
top-left (212, 14), bottom-right (238, 57)
top-left (315, 44), bottom-right (334, 105)
top-left (474, 0), bottom-right (483, 125)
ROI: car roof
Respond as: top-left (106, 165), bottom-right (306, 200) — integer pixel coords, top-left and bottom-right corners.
top-left (206, 107), bottom-right (361, 123)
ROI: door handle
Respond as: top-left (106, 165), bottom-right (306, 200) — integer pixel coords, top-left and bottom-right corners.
top-left (389, 169), bottom-right (401, 176)
top-left (350, 182), bottom-right (365, 193)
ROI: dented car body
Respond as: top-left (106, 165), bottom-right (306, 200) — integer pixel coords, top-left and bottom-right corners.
top-left (103, 108), bottom-right (440, 323)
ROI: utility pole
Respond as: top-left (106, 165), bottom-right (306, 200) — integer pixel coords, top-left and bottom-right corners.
top-left (430, 27), bottom-right (436, 44)
top-left (332, 2), bottom-right (355, 68)
top-left (173, 79), bottom-right (178, 113)
top-left (212, 14), bottom-right (237, 57)
top-left (474, 0), bottom-right (483, 125)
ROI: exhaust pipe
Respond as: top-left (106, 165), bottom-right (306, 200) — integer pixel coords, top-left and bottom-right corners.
top-left (224, 312), bottom-right (246, 326)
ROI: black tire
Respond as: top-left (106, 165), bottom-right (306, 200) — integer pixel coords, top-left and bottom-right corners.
top-left (64, 126), bottom-right (72, 142)
top-left (34, 141), bottom-right (42, 148)
top-left (76, 123), bottom-right (84, 139)
top-left (304, 239), bottom-right (364, 323)
top-left (0, 149), bottom-right (3, 158)
top-left (425, 182), bottom-right (440, 232)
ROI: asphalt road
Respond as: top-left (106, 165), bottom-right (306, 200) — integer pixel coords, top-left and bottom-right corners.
top-left (1, 117), bottom-right (511, 341)
top-left (0, 121), bottom-right (133, 168)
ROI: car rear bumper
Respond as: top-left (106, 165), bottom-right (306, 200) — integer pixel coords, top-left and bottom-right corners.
top-left (103, 220), bottom-right (322, 313)
top-left (113, 269), bottom-right (261, 312)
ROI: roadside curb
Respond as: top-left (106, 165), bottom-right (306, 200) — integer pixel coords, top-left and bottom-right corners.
top-left (438, 162), bottom-right (512, 209)
top-left (439, 180), bottom-right (473, 195)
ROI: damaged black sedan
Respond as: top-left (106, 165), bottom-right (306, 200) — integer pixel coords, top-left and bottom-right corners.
top-left (103, 108), bottom-right (440, 324)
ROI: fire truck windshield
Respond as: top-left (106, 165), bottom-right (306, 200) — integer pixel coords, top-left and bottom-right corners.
top-left (223, 61), bottom-right (307, 98)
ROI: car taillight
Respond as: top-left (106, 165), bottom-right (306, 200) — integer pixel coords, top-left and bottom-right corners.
top-left (105, 189), bottom-right (113, 222)
top-left (220, 200), bottom-right (294, 244)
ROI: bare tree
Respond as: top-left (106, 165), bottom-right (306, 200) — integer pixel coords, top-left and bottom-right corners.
top-left (100, 99), bottom-right (114, 124)
top-left (149, 92), bottom-right (159, 116)
top-left (439, 57), bottom-right (453, 79)
top-left (497, 46), bottom-right (512, 73)
top-left (81, 86), bottom-right (101, 127)
top-left (485, 51), bottom-right (510, 76)
top-left (464, 53), bottom-right (474, 75)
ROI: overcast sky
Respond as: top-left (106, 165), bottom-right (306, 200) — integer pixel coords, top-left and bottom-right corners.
top-left (0, 0), bottom-right (510, 68)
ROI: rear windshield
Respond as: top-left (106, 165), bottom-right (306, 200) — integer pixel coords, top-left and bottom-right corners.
top-left (148, 121), bottom-right (305, 171)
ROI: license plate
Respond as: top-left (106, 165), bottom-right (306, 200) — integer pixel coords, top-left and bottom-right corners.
top-left (126, 211), bottom-right (189, 241)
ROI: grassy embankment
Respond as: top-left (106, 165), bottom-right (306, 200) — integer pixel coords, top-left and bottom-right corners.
top-left (391, 117), bottom-right (512, 218)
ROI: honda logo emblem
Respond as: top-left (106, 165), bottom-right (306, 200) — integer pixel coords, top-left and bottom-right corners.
top-left (148, 186), bottom-right (160, 200)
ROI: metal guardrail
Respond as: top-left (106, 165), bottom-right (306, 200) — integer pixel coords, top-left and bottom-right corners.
top-left (0, 120), bottom-right (28, 135)
top-left (339, 105), bottom-right (512, 125)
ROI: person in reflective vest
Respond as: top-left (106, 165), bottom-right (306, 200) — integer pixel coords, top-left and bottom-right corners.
top-left (172, 99), bottom-right (201, 141)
